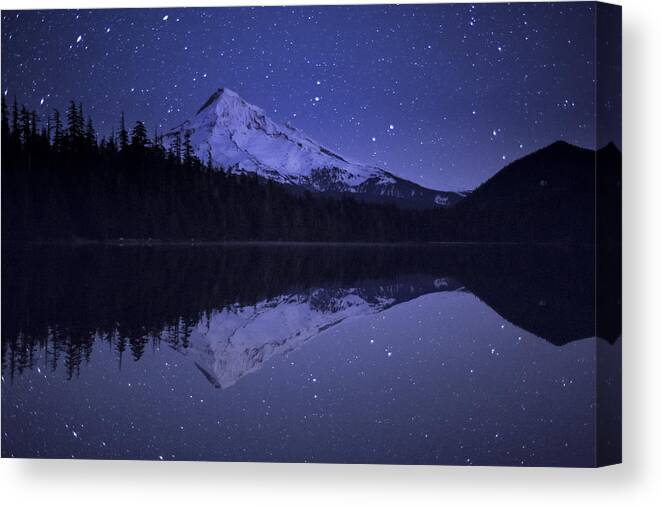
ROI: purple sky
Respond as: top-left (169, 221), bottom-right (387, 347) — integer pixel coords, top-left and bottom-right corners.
top-left (1, 3), bottom-right (620, 190)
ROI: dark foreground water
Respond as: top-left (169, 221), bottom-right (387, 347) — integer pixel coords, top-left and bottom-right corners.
top-left (1, 244), bottom-right (620, 466)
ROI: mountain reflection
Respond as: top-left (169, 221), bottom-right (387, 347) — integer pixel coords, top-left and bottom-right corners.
top-left (185, 277), bottom-right (463, 389)
top-left (2, 244), bottom-right (620, 385)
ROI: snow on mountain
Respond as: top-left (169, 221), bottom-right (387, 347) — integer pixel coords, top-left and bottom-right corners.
top-left (166, 87), bottom-right (465, 208)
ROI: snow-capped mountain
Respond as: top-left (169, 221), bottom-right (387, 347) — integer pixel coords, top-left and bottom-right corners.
top-left (166, 87), bottom-right (465, 208)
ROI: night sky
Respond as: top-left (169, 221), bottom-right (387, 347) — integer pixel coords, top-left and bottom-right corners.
top-left (1, 3), bottom-right (618, 190)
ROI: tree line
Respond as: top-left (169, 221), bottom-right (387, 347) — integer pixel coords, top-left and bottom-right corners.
top-left (1, 97), bottom-right (450, 242)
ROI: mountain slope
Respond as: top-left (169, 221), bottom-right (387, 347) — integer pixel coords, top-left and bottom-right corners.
top-left (446, 140), bottom-right (622, 243)
top-left (166, 87), bottom-right (464, 208)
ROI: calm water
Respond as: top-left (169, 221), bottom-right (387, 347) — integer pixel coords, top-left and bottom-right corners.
top-left (1, 244), bottom-right (620, 466)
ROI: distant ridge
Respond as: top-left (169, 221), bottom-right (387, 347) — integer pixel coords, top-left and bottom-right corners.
top-left (445, 140), bottom-right (622, 243)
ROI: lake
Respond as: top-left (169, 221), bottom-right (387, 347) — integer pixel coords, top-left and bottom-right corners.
top-left (1, 244), bottom-right (621, 466)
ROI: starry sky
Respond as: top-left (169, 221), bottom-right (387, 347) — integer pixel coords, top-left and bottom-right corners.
top-left (1, 3), bottom-right (620, 190)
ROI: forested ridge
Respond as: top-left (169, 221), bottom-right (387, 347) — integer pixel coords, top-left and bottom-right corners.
top-left (1, 97), bottom-right (448, 242)
top-left (1, 97), bottom-right (618, 243)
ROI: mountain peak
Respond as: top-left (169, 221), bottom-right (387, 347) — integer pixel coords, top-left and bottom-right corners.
top-left (599, 141), bottom-right (621, 156)
top-left (196, 86), bottom-right (246, 115)
top-left (546, 140), bottom-right (573, 150)
top-left (168, 87), bottom-right (466, 208)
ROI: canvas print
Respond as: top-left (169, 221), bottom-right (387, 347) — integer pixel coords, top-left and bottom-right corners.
top-left (1, 2), bottom-right (621, 466)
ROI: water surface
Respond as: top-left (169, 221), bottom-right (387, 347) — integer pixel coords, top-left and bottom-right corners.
top-left (1, 244), bottom-right (620, 465)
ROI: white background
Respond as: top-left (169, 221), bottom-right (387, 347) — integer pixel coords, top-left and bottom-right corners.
top-left (1, 0), bottom-right (659, 505)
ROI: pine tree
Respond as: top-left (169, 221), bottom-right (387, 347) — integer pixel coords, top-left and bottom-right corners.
top-left (52, 109), bottom-right (63, 151)
top-left (11, 97), bottom-right (18, 137)
top-left (66, 100), bottom-right (81, 143)
top-left (206, 150), bottom-right (214, 171)
top-left (1, 96), bottom-right (9, 140)
top-left (30, 110), bottom-right (38, 140)
top-left (78, 103), bottom-right (84, 130)
top-left (183, 130), bottom-right (193, 166)
top-left (44, 110), bottom-right (52, 142)
top-left (84, 117), bottom-right (96, 147)
top-left (171, 131), bottom-right (182, 163)
top-left (20, 106), bottom-right (31, 144)
top-left (131, 120), bottom-right (148, 149)
top-left (118, 112), bottom-right (129, 151)
top-left (107, 128), bottom-right (116, 153)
